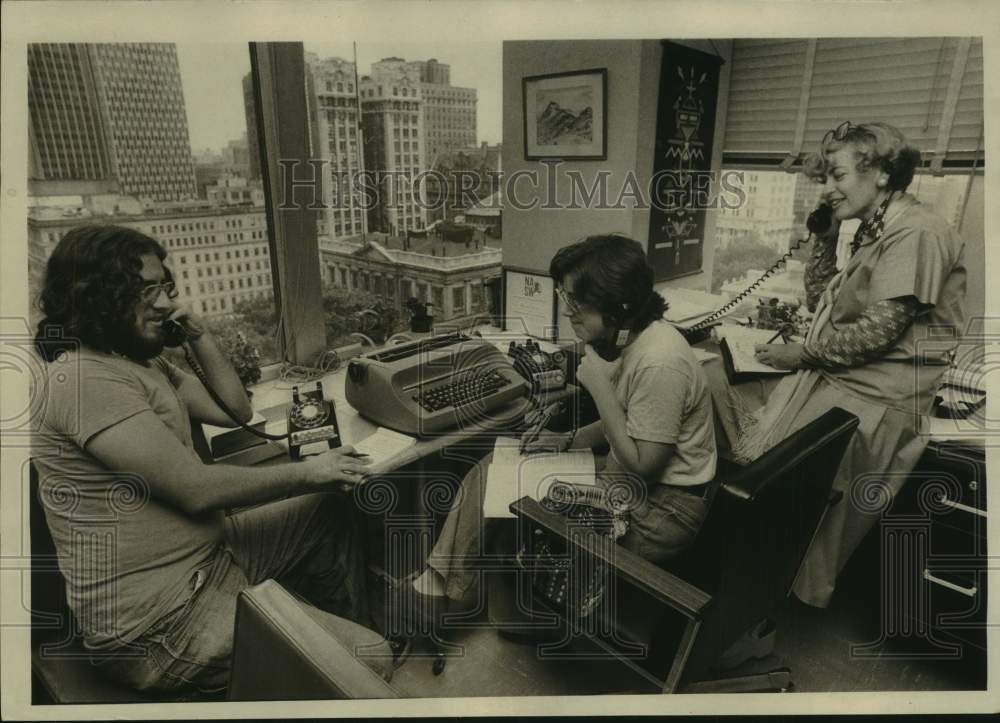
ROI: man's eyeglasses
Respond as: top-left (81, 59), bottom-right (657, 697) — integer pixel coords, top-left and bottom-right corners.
top-left (556, 286), bottom-right (581, 315)
top-left (140, 281), bottom-right (178, 303)
top-left (822, 120), bottom-right (862, 147)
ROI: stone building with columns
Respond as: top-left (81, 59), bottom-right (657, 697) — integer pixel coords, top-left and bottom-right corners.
top-left (318, 237), bottom-right (501, 326)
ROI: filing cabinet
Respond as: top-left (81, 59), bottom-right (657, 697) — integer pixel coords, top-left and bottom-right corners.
top-left (886, 441), bottom-right (987, 656)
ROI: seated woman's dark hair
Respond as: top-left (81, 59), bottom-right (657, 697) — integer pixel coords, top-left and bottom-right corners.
top-left (34, 225), bottom-right (168, 361)
top-left (549, 233), bottom-right (668, 334)
top-left (803, 121), bottom-right (922, 192)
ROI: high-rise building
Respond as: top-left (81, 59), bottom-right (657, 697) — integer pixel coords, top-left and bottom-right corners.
top-left (360, 62), bottom-right (427, 236)
top-left (716, 170), bottom-right (798, 252)
top-left (28, 43), bottom-right (198, 202)
top-left (28, 44), bottom-right (113, 185)
top-left (305, 54), bottom-right (367, 240)
top-left (403, 58), bottom-right (477, 161)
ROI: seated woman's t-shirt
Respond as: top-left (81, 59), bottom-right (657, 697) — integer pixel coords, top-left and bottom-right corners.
top-left (608, 320), bottom-right (717, 487)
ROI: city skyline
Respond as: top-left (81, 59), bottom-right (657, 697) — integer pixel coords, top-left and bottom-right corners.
top-left (175, 42), bottom-right (501, 155)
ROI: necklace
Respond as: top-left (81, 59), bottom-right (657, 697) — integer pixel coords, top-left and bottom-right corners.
top-left (850, 191), bottom-right (894, 257)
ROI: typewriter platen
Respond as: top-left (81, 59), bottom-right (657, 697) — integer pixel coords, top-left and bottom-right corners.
top-left (345, 332), bottom-right (530, 436)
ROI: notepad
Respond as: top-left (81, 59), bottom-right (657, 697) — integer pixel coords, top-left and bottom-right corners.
top-left (482, 437), bottom-right (597, 518)
top-left (714, 326), bottom-right (793, 383)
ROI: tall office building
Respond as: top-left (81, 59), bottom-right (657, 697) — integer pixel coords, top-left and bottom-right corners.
top-left (305, 54), bottom-right (367, 239)
top-left (403, 58), bottom-right (477, 162)
top-left (716, 170), bottom-right (797, 252)
top-left (360, 62), bottom-right (427, 236)
top-left (28, 42), bottom-right (198, 202)
top-left (28, 44), bottom-right (114, 186)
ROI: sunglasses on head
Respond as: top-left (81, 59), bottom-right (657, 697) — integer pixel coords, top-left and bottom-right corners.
top-left (822, 120), bottom-right (876, 147)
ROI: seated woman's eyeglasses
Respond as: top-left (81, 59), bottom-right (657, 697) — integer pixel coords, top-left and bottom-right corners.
top-left (141, 281), bottom-right (178, 303)
top-left (822, 120), bottom-right (858, 146)
top-left (556, 287), bottom-right (582, 316)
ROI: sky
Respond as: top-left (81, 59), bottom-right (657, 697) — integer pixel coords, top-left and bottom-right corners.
top-left (175, 41), bottom-right (502, 155)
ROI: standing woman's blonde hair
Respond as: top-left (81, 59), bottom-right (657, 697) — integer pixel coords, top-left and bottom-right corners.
top-left (803, 121), bottom-right (922, 192)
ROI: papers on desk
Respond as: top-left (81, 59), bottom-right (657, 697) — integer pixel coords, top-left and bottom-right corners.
top-left (352, 427), bottom-right (416, 467)
top-left (714, 326), bottom-right (792, 383)
top-left (663, 297), bottom-right (718, 325)
top-left (483, 437), bottom-right (596, 518)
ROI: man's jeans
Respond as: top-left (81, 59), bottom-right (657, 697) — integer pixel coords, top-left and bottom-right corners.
top-left (90, 493), bottom-right (371, 694)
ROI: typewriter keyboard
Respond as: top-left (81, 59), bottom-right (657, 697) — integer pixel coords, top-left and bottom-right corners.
top-left (414, 368), bottom-right (511, 412)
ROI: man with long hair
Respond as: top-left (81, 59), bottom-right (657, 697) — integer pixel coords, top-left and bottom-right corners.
top-left (31, 225), bottom-right (385, 695)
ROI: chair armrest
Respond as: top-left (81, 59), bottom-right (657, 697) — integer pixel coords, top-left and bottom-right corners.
top-left (228, 580), bottom-right (398, 700)
top-left (509, 497), bottom-right (711, 620)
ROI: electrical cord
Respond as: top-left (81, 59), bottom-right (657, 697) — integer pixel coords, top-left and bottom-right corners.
top-left (685, 234), bottom-right (815, 335)
top-left (685, 203), bottom-right (834, 337)
top-left (182, 345), bottom-right (289, 441)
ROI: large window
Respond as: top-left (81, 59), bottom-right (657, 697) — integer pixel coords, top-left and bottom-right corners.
top-left (712, 168), bottom-right (979, 315)
top-left (27, 42), bottom-right (282, 369)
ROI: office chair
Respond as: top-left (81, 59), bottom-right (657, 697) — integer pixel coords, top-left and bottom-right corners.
top-left (223, 407), bottom-right (858, 698)
top-left (507, 406), bottom-right (859, 692)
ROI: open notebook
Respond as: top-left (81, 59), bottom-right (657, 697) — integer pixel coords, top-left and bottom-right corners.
top-left (482, 437), bottom-right (597, 518)
top-left (715, 326), bottom-right (794, 384)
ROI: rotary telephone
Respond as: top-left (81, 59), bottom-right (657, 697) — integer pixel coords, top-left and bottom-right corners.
top-left (507, 339), bottom-right (566, 392)
top-left (286, 382), bottom-right (342, 460)
top-left (680, 202), bottom-right (835, 344)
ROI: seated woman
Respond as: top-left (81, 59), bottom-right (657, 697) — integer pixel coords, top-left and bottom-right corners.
top-left (747, 121), bottom-right (967, 607)
top-left (394, 234), bottom-right (717, 626)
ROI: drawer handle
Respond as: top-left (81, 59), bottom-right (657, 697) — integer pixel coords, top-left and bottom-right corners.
top-left (923, 569), bottom-right (978, 598)
top-left (940, 496), bottom-right (987, 518)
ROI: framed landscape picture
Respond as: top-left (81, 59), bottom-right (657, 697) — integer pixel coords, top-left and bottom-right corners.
top-left (522, 68), bottom-right (607, 160)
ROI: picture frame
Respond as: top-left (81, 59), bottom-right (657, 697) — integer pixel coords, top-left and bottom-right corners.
top-left (522, 68), bottom-right (607, 160)
top-left (501, 267), bottom-right (558, 341)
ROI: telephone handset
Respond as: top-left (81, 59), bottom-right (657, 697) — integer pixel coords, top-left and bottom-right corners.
top-left (680, 202), bottom-right (836, 343)
top-left (162, 318), bottom-right (188, 348)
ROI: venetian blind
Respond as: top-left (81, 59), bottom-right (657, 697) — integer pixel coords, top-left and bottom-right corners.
top-left (723, 37), bottom-right (984, 167)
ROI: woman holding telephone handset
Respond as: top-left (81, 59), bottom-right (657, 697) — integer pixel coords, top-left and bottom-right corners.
top-left (391, 234), bottom-right (717, 630)
top-left (744, 121), bottom-right (967, 607)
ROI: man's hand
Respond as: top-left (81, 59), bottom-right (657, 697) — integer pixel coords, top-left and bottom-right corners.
top-left (754, 342), bottom-right (804, 370)
top-left (576, 344), bottom-right (619, 395)
top-left (167, 303), bottom-right (207, 342)
top-left (302, 445), bottom-right (373, 493)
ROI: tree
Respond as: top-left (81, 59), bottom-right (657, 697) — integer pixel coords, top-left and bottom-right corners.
top-left (201, 286), bottom-right (406, 372)
top-left (711, 232), bottom-right (786, 294)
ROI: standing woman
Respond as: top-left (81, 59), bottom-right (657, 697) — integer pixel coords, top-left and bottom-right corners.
top-left (749, 121), bottom-right (967, 607)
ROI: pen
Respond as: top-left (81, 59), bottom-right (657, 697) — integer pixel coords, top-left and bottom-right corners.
top-left (766, 329), bottom-right (784, 344)
top-left (344, 452), bottom-right (371, 459)
top-left (519, 404), bottom-right (558, 454)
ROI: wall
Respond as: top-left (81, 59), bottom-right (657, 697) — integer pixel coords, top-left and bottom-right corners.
top-left (502, 40), bottom-right (644, 275)
top-left (502, 39), bottom-right (732, 323)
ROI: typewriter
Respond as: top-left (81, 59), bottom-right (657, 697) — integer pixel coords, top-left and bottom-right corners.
top-left (345, 332), bottom-right (530, 436)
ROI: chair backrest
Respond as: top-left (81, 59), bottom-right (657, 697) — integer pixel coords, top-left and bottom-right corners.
top-left (228, 580), bottom-right (399, 700)
top-left (678, 406), bottom-right (859, 684)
